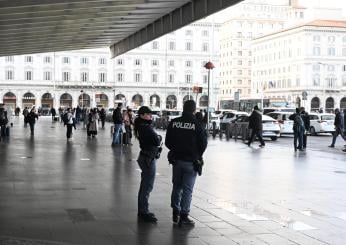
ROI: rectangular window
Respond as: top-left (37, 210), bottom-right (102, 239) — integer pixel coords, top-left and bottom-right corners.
top-left (81, 72), bottom-right (88, 82)
top-left (5, 70), bottom-right (14, 80)
top-left (237, 70), bottom-right (242, 75)
top-left (169, 41), bottom-right (175, 50)
top-left (25, 71), bottom-right (33, 80)
top-left (63, 57), bottom-right (70, 64)
top-left (135, 59), bottom-right (141, 66)
top-left (185, 30), bottom-right (192, 36)
top-left (152, 60), bottom-right (158, 66)
top-left (343, 48), bottom-right (346, 56)
top-left (169, 74), bottom-right (174, 83)
top-left (168, 60), bottom-right (174, 67)
top-left (185, 74), bottom-right (192, 83)
top-left (152, 41), bottom-right (159, 50)
top-left (237, 79), bottom-right (242, 85)
top-left (63, 72), bottom-right (70, 82)
top-left (99, 58), bottom-right (106, 65)
top-left (202, 30), bottom-right (209, 37)
top-left (238, 60), bottom-right (242, 65)
top-left (117, 59), bottom-right (123, 65)
top-left (99, 73), bottom-right (106, 82)
top-left (5, 56), bottom-right (14, 62)
top-left (135, 73), bottom-right (141, 82)
top-left (152, 74), bottom-right (158, 83)
top-left (44, 56), bottom-right (51, 64)
top-left (313, 47), bottom-right (320, 56)
top-left (25, 56), bottom-right (33, 63)
top-left (117, 73), bottom-right (124, 82)
top-left (186, 60), bottom-right (192, 67)
top-left (44, 71), bottom-right (51, 81)
top-left (327, 47), bottom-right (335, 56)
top-left (185, 42), bottom-right (192, 51)
top-left (202, 43), bottom-right (209, 52)
top-left (81, 57), bottom-right (88, 65)
top-left (203, 75), bottom-right (208, 84)
top-left (238, 51), bottom-right (242, 56)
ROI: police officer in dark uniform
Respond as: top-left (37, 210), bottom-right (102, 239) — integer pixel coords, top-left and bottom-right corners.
top-left (165, 100), bottom-right (208, 226)
top-left (134, 106), bottom-right (162, 223)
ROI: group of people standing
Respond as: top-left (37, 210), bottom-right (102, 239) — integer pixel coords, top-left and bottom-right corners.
top-left (111, 103), bottom-right (134, 146)
top-left (289, 107), bottom-right (310, 151)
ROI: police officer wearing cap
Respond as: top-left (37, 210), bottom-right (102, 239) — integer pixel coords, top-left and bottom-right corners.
top-left (165, 100), bottom-right (208, 226)
top-left (134, 106), bottom-right (162, 223)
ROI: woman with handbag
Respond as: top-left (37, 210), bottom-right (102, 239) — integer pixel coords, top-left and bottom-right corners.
top-left (133, 106), bottom-right (162, 223)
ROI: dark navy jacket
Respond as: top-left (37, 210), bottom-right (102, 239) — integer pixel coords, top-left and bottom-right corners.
top-left (136, 118), bottom-right (161, 152)
top-left (165, 113), bottom-right (208, 162)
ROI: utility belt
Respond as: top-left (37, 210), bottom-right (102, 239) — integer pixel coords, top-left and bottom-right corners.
top-left (139, 146), bottom-right (162, 167)
top-left (168, 151), bottom-right (204, 176)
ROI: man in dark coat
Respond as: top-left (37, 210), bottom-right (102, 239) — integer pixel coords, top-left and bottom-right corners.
top-left (247, 105), bottom-right (265, 147)
top-left (112, 103), bottom-right (123, 145)
top-left (300, 107), bottom-right (310, 149)
top-left (329, 108), bottom-right (345, 148)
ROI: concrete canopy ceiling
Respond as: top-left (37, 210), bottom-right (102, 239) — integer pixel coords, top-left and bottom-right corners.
top-left (0, 0), bottom-right (242, 57)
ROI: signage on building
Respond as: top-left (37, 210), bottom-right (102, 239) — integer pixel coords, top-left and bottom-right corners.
top-left (192, 86), bottom-right (203, 93)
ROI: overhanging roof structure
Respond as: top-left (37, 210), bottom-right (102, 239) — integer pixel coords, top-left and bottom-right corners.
top-left (0, 0), bottom-right (243, 58)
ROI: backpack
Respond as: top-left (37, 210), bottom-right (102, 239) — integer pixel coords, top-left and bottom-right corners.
top-left (62, 113), bottom-right (69, 124)
top-left (294, 114), bottom-right (304, 128)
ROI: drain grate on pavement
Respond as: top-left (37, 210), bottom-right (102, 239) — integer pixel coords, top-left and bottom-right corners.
top-left (0, 236), bottom-right (78, 245)
top-left (65, 208), bottom-right (96, 223)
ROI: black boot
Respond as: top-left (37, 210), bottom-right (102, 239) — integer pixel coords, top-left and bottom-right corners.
top-left (179, 214), bottom-right (195, 227)
top-left (137, 212), bottom-right (158, 223)
top-left (172, 210), bottom-right (180, 224)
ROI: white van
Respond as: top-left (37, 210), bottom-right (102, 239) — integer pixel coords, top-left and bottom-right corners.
top-left (266, 111), bottom-right (294, 135)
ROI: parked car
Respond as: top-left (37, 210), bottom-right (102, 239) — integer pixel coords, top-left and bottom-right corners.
top-left (105, 108), bottom-right (114, 122)
top-left (263, 107), bottom-right (296, 115)
top-left (266, 111), bottom-right (294, 135)
top-left (155, 110), bottom-right (182, 129)
top-left (219, 111), bottom-right (248, 138)
top-left (224, 114), bottom-right (280, 141)
top-left (309, 113), bottom-right (335, 135)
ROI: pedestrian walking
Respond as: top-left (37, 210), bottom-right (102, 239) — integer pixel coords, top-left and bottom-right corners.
top-left (329, 108), bottom-right (345, 148)
top-left (64, 108), bottom-right (74, 141)
top-left (0, 104), bottom-right (9, 138)
top-left (23, 107), bottom-right (29, 127)
top-left (112, 103), bottom-right (123, 146)
top-left (50, 107), bottom-right (56, 121)
top-left (289, 108), bottom-right (305, 151)
top-left (134, 106), bottom-right (162, 223)
top-left (165, 100), bottom-right (208, 226)
top-left (300, 107), bottom-right (310, 149)
top-left (99, 107), bottom-right (106, 129)
top-left (87, 108), bottom-right (99, 137)
top-left (247, 105), bottom-right (265, 147)
top-left (27, 108), bottom-right (38, 135)
top-left (123, 108), bottom-right (134, 145)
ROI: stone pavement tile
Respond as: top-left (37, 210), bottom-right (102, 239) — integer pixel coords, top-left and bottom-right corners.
top-left (273, 228), bottom-right (329, 245)
top-left (48, 221), bottom-right (86, 245)
top-left (256, 233), bottom-right (298, 245)
top-left (199, 235), bottom-right (238, 245)
top-left (228, 233), bottom-right (268, 245)
top-left (109, 234), bottom-right (150, 245)
top-left (213, 226), bottom-right (244, 236)
top-left (194, 214), bottom-right (223, 223)
top-left (237, 223), bottom-right (272, 234)
top-left (94, 220), bottom-right (136, 236)
top-left (253, 220), bottom-right (286, 231)
top-left (189, 227), bottom-right (223, 237)
top-left (302, 230), bottom-right (346, 245)
top-left (204, 221), bottom-right (236, 229)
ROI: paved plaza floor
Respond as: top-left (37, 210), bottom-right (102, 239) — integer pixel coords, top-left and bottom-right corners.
top-left (0, 117), bottom-right (346, 245)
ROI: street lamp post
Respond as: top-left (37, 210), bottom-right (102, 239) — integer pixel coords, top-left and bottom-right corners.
top-left (204, 61), bottom-right (215, 130)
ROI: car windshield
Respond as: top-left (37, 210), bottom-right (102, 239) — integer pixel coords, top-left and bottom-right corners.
top-left (321, 115), bottom-right (334, 120)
